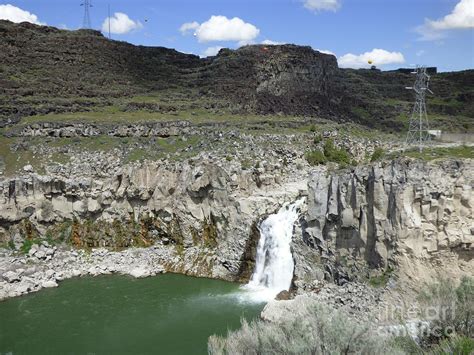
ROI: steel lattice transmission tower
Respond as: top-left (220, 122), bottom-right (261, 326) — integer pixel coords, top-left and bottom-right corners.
top-left (405, 65), bottom-right (433, 152)
top-left (81, 0), bottom-right (92, 29)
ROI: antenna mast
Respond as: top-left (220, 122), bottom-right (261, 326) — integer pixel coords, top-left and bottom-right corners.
top-left (108, 4), bottom-right (111, 39)
top-left (81, 0), bottom-right (92, 29)
top-left (405, 65), bottom-right (433, 152)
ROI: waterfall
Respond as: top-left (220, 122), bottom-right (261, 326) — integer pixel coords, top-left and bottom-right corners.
top-left (243, 199), bottom-right (304, 302)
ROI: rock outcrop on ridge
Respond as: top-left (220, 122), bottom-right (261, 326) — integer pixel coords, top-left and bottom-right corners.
top-left (1, 20), bottom-right (472, 130)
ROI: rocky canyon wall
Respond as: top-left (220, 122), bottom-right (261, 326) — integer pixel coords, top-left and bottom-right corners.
top-left (0, 159), bottom-right (305, 281)
top-left (293, 159), bottom-right (473, 290)
top-left (0, 158), bottom-right (472, 289)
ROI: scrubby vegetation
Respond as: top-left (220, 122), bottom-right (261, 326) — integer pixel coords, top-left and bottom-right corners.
top-left (208, 302), bottom-right (395, 355)
top-left (209, 277), bottom-right (474, 355)
top-left (304, 150), bottom-right (327, 166)
top-left (368, 267), bottom-right (393, 288)
top-left (400, 145), bottom-right (474, 161)
top-left (429, 336), bottom-right (474, 355)
top-left (418, 276), bottom-right (473, 341)
top-left (370, 147), bottom-right (386, 162)
top-left (305, 138), bottom-right (351, 167)
top-left (392, 276), bottom-right (474, 354)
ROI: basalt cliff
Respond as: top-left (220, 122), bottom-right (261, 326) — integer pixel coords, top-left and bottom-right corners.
top-left (1, 156), bottom-right (472, 300)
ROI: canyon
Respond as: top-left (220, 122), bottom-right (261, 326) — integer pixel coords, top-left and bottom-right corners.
top-left (1, 156), bottom-right (472, 302)
top-left (0, 18), bottom-right (472, 353)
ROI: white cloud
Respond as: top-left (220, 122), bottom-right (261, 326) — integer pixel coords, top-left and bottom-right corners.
top-left (304, 0), bottom-right (341, 12)
top-left (202, 46), bottom-right (224, 57)
top-left (416, 0), bottom-right (474, 40)
top-left (261, 39), bottom-right (285, 45)
top-left (316, 48), bottom-right (335, 55)
top-left (101, 12), bottom-right (142, 35)
top-left (338, 48), bottom-right (405, 68)
top-left (416, 50), bottom-right (426, 57)
top-left (180, 16), bottom-right (260, 44)
top-left (179, 21), bottom-right (199, 35)
top-left (427, 0), bottom-right (473, 30)
top-left (0, 4), bottom-right (45, 25)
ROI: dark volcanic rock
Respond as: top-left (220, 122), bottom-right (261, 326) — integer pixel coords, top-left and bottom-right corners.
top-left (199, 45), bottom-right (339, 117)
top-left (1, 20), bottom-right (472, 131)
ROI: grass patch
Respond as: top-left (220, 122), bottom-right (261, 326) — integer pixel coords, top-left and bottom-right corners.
top-left (20, 107), bottom-right (308, 126)
top-left (351, 106), bottom-right (371, 120)
top-left (0, 137), bottom-right (41, 176)
top-left (370, 147), bottom-right (385, 162)
top-left (430, 336), bottom-right (474, 355)
top-left (20, 239), bottom-right (40, 254)
top-left (369, 267), bottom-right (393, 288)
top-left (394, 145), bottom-right (473, 161)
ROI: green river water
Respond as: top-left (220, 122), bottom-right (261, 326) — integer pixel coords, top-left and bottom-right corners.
top-left (0, 274), bottom-right (264, 355)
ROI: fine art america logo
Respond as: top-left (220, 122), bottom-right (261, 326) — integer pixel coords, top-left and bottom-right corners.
top-left (377, 301), bottom-right (458, 338)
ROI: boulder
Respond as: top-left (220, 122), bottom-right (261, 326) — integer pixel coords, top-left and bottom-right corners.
top-left (3, 271), bottom-right (21, 283)
top-left (42, 280), bottom-right (58, 288)
top-left (129, 267), bottom-right (151, 279)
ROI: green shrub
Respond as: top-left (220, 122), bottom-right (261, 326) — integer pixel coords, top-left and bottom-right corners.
top-left (369, 267), bottom-right (393, 288)
top-left (306, 139), bottom-right (351, 167)
top-left (20, 239), bottom-right (37, 254)
top-left (209, 301), bottom-right (399, 355)
top-left (418, 276), bottom-right (473, 340)
top-left (323, 138), bottom-right (351, 165)
top-left (241, 159), bottom-right (252, 170)
top-left (455, 276), bottom-right (474, 337)
top-left (371, 147), bottom-right (385, 162)
top-left (323, 138), bottom-right (336, 157)
top-left (305, 150), bottom-right (327, 166)
top-left (430, 336), bottom-right (474, 355)
top-left (313, 134), bottom-right (322, 145)
top-left (329, 148), bottom-right (351, 165)
top-left (390, 336), bottom-right (423, 354)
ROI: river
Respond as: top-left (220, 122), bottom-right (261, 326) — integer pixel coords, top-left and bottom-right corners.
top-left (0, 274), bottom-right (264, 355)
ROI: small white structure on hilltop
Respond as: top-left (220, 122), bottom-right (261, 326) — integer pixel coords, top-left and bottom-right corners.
top-left (428, 130), bottom-right (442, 139)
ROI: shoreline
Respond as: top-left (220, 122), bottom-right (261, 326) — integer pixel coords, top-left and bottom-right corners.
top-left (0, 243), bottom-right (175, 301)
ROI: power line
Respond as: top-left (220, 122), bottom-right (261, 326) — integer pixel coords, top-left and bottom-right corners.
top-left (405, 65), bottom-right (433, 152)
top-left (80, 0), bottom-right (92, 29)
top-left (108, 4), bottom-right (111, 39)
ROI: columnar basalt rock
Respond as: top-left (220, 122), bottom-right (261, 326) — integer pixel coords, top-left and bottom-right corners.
top-left (295, 159), bottom-right (473, 287)
top-left (0, 157), bottom-right (472, 301)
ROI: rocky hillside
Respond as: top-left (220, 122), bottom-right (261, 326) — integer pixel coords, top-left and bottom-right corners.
top-left (1, 20), bottom-right (473, 131)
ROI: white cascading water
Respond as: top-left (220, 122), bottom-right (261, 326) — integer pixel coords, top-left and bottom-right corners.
top-left (243, 199), bottom-right (304, 302)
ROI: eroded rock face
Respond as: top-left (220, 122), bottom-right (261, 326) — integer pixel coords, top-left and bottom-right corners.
top-left (294, 159), bottom-right (473, 287)
top-left (1, 156), bottom-right (472, 294)
top-left (0, 159), bottom-right (307, 281)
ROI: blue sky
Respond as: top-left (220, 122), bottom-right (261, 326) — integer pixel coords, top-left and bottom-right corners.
top-left (1, 0), bottom-right (473, 71)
